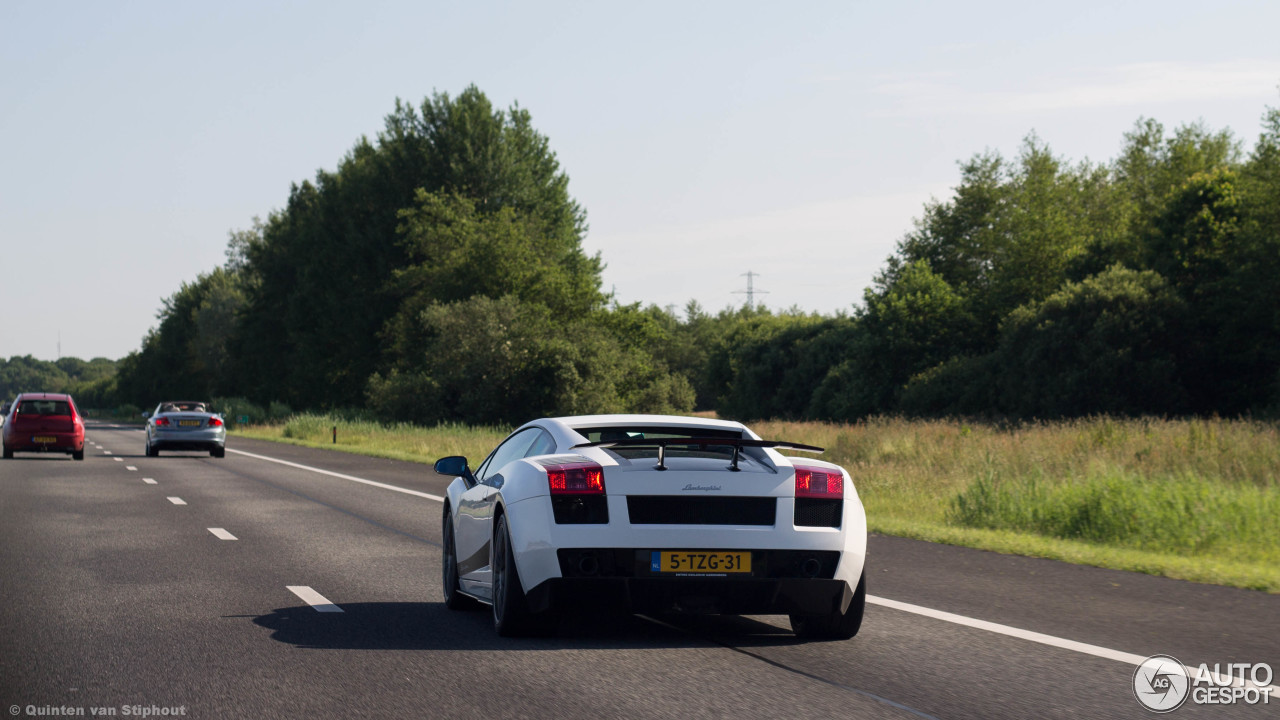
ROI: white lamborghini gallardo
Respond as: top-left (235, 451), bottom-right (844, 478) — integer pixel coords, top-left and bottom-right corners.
top-left (435, 414), bottom-right (867, 638)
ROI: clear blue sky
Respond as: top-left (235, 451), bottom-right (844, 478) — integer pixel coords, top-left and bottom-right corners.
top-left (3, 0), bottom-right (1278, 361)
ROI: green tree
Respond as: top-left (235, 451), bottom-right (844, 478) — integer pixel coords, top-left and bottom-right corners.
top-left (1073, 119), bottom-right (1242, 277)
top-left (0, 355), bottom-right (120, 407)
top-left (233, 87), bottom-right (590, 409)
top-left (812, 261), bottom-right (975, 420)
top-left (191, 268), bottom-right (247, 397)
top-left (112, 266), bottom-right (248, 406)
top-left (369, 295), bottom-right (690, 425)
top-left (887, 138), bottom-right (1111, 345)
top-left (1150, 162), bottom-right (1280, 414)
top-left (994, 266), bottom-right (1187, 417)
top-left (0, 356), bottom-right (70, 398)
top-left (390, 190), bottom-right (602, 321)
top-left (713, 313), bottom-right (848, 421)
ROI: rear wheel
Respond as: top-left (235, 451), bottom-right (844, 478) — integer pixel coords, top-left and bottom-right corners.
top-left (492, 514), bottom-right (554, 637)
top-left (72, 449), bottom-right (84, 461)
top-left (790, 570), bottom-right (867, 640)
top-left (442, 510), bottom-right (480, 611)
top-left (145, 437), bottom-right (158, 457)
top-left (210, 446), bottom-right (225, 458)
top-left (2, 446), bottom-right (12, 459)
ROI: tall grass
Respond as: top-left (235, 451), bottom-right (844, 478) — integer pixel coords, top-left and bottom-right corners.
top-left (756, 416), bottom-right (1280, 589)
top-left (949, 470), bottom-right (1279, 563)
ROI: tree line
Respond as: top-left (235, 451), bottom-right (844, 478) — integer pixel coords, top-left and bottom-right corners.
top-left (0, 356), bottom-right (118, 406)
top-left (65, 86), bottom-right (1280, 423)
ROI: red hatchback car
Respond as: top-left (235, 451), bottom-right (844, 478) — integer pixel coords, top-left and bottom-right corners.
top-left (2, 392), bottom-right (86, 460)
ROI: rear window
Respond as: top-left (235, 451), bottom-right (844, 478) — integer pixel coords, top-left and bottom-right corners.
top-left (575, 426), bottom-right (743, 460)
top-left (19, 400), bottom-right (70, 416)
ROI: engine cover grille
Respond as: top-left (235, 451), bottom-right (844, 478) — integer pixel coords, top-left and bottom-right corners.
top-left (626, 496), bottom-right (776, 525)
top-left (795, 498), bottom-right (843, 528)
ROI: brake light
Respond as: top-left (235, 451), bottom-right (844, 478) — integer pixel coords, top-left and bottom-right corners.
top-left (545, 461), bottom-right (605, 495)
top-left (794, 464), bottom-right (843, 499)
top-left (208, 417), bottom-right (224, 427)
top-left (155, 417), bottom-right (171, 426)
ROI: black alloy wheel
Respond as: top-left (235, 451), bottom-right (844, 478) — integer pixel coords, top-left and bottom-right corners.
top-left (790, 569), bottom-right (867, 640)
top-left (442, 510), bottom-right (479, 611)
top-left (492, 514), bottom-right (553, 637)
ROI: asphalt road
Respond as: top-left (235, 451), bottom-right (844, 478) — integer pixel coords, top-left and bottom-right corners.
top-left (1, 421), bottom-right (1276, 719)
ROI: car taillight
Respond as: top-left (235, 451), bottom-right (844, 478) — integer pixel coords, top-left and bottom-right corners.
top-left (545, 460), bottom-right (608, 524)
top-left (794, 464), bottom-right (843, 499)
top-left (208, 417), bottom-right (224, 427)
top-left (545, 461), bottom-right (605, 495)
top-left (155, 417), bottom-right (171, 426)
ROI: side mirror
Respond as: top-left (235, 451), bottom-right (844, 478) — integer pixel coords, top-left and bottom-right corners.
top-left (141, 412), bottom-right (151, 420)
top-left (434, 456), bottom-right (470, 477)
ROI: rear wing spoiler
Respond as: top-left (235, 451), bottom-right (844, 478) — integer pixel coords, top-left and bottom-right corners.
top-left (571, 436), bottom-right (824, 472)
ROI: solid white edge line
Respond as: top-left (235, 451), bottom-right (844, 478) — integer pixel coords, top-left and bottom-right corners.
top-left (867, 595), bottom-right (1279, 692)
top-left (143, 478), bottom-right (157, 484)
top-left (208, 528), bottom-right (237, 541)
top-left (166, 496), bottom-right (186, 505)
top-left (287, 585), bottom-right (343, 612)
top-left (226, 448), bottom-right (444, 501)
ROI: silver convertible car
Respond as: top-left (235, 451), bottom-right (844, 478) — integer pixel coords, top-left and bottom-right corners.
top-left (143, 401), bottom-right (226, 457)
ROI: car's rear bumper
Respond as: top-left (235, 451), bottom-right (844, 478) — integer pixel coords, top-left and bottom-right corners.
top-left (151, 439), bottom-right (224, 451)
top-left (525, 574), bottom-right (855, 616)
top-left (502, 493), bottom-right (869, 599)
top-left (151, 429), bottom-right (224, 451)
top-left (3, 431), bottom-right (83, 453)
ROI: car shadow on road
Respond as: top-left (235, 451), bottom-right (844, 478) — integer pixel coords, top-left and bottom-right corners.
top-left (251, 602), bottom-right (809, 650)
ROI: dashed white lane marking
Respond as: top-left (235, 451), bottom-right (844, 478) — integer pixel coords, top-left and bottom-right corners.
top-left (208, 528), bottom-right (237, 541)
top-left (287, 585), bottom-right (343, 612)
top-left (227, 448), bottom-right (444, 501)
top-left (166, 496), bottom-right (186, 505)
top-left (143, 478), bottom-right (157, 484)
top-left (103, 451), bottom-right (112, 455)
top-left (113, 457), bottom-right (123, 462)
top-left (867, 595), bottom-right (1280, 692)
top-left (125, 466), bottom-right (137, 471)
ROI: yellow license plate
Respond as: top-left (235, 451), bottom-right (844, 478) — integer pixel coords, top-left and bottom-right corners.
top-left (652, 551), bottom-right (751, 574)
top-left (178, 420), bottom-right (202, 427)
top-left (32, 436), bottom-right (57, 443)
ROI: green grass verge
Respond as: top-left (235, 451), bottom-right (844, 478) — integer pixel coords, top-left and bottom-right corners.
top-left (869, 518), bottom-right (1279, 593)
top-left (233, 415), bottom-right (507, 467)
top-left (233, 413), bottom-right (1280, 593)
